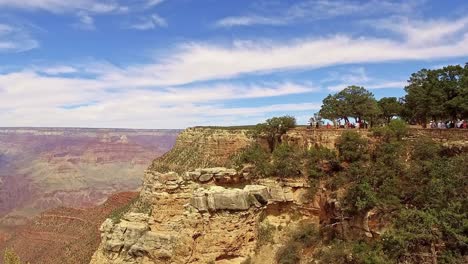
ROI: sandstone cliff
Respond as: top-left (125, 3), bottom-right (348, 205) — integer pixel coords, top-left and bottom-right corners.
top-left (90, 127), bottom-right (467, 264)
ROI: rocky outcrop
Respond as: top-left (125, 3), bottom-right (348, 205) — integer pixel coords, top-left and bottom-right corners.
top-left (149, 128), bottom-right (252, 173)
top-left (90, 169), bottom-right (313, 264)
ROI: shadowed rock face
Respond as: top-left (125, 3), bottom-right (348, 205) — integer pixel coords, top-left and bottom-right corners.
top-left (0, 128), bottom-right (180, 225)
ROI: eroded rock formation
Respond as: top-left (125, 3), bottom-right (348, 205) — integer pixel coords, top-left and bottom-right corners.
top-left (91, 168), bottom-right (314, 264)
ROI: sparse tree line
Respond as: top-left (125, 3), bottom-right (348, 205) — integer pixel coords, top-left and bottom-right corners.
top-left (318, 63), bottom-right (468, 128)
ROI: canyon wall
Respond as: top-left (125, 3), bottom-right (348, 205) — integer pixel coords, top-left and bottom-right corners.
top-left (90, 127), bottom-right (468, 264)
top-left (0, 128), bottom-right (180, 226)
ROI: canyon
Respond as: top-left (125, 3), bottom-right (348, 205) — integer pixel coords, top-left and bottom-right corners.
top-left (0, 127), bottom-right (180, 261)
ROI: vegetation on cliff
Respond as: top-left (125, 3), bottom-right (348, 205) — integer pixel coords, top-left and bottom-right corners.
top-left (234, 118), bottom-right (467, 263)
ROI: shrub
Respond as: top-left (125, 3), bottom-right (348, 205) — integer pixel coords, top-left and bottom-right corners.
top-left (307, 146), bottom-right (340, 179)
top-left (270, 143), bottom-right (302, 177)
top-left (233, 143), bottom-right (271, 177)
top-left (387, 119), bottom-right (408, 140)
top-left (343, 181), bottom-right (378, 214)
top-left (276, 242), bottom-right (301, 264)
top-left (108, 196), bottom-right (152, 224)
top-left (257, 221), bottom-right (275, 247)
top-left (290, 223), bottom-right (319, 247)
top-left (3, 248), bottom-right (21, 264)
top-left (382, 209), bottom-right (441, 260)
top-left (371, 119), bottom-right (408, 142)
top-left (313, 240), bottom-right (349, 264)
top-left (314, 240), bottom-right (391, 264)
top-left (336, 131), bottom-right (369, 163)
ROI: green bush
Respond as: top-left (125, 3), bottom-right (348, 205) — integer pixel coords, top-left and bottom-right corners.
top-left (382, 209), bottom-right (441, 260)
top-left (336, 131), bottom-right (369, 163)
top-left (270, 143), bottom-right (302, 177)
top-left (233, 143), bottom-right (271, 177)
top-left (307, 146), bottom-right (340, 179)
top-left (343, 181), bottom-right (378, 214)
top-left (276, 242), bottom-right (301, 264)
top-left (314, 240), bottom-right (391, 264)
top-left (387, 119), bottom-right (408, 140)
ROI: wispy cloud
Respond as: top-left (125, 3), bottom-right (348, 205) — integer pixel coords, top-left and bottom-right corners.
top-left (324, 67), bottom-right (406, 92)
top-left (145, 0), bottom-right (165, 8)
top-left (99, 16), bottom-right (468, 87)
top-left (0, 68), bottom-right (318, 127)
top-left (0, 0), bottom-right (127, 14)
top-left (74, 12), bottom-right (96, 30)
top-left (215, 0), bottom-right (423, 27)
top-left (370, 16), bottom-right (468, 46)
top-left (0, 23), bottom-right (39, 53)
top-left (129, 14), bottom-right (167, 30)
top-left (37, 66), bottom-right (79, 75)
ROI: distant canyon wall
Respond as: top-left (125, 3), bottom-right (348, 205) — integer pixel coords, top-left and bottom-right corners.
top-left (0, 128), bottom-right (180, 225)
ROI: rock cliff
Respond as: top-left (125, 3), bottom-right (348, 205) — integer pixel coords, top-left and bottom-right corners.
top-left (90, 127), bottom-right (468, 264)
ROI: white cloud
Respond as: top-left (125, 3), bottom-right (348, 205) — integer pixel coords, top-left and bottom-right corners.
top-left (130, 14), bottom-right (167, 30)
top-left (215, 0), bottom-right (422, 27)
top-left (324, 68), bottom-right (406, 92)
top-left (216, 16), bottom-right (287, 28)
top-left (0, 23), bottom-right (39, 53)
top-left (38, 66), bottom-right (79, 75)
top-left (0, 0), bottom-right (126, 14)
top-left (75, 12), bottom-right (95, 30)
top-left (371, 16), bottom-right (468, 46)
top-left (2, 15), bottom-right (468, 128)
top-left (97, 22), bottom-right (468, 87)
top-left (0, 68), bottom-right (318, 128)
top-left (146, 0), bottom-right (165, 8)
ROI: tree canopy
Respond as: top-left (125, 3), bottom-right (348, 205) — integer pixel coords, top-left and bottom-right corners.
top-left (402, 64), bottom-right (468, 126)
top-left (252, 115), bottom-right (296, 152)
top-left (319, 86), bottom-right (380, 126)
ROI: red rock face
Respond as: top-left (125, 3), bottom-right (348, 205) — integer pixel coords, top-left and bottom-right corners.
top-left (0, 192), bottom-right (139, 264)
top-left (0, 128), bottom-right (179, 225)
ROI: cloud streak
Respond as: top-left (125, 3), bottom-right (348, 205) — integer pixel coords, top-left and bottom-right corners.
top-left (215, 0), bottom-right (422, 27)
top-left (99, 18), bottom-right (468, 87)
top-left (0, 0), bottom-right (127, 14)
top-left (129, 14), bottom-right (167, 30)
top-left (0, 23), bottom-right (39, 52)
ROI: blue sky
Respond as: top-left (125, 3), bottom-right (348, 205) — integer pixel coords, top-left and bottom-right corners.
top-left (0, 0), bottom-right (467, 128)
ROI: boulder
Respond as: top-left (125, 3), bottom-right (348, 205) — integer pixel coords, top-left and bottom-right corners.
top-left (198, 173), bottom-right (213, 182)
top-left (210, 189), bottom-right (250, 211)
top-left (123, 213), bottom-right (149, 223)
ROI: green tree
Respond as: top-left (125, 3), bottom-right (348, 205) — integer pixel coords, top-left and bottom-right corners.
top-left (233, 143), bottom-right (271, 177)
top-left (336, 131), bottom-right (369, 163)
top-left (252, 116), bottom-right (296, 152)
top-left (320, 86), bottom-right (380, 126)
top-left (378, 97), bottom-right (403, 124)
top-left (343, 181), bottom-right (378, 214)
top-left (270, 143), bottom-right (301, 177)
top-left (3, 248), bottom-right (21, 264)
top-left (403, 64), bottom-right (468, 126)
